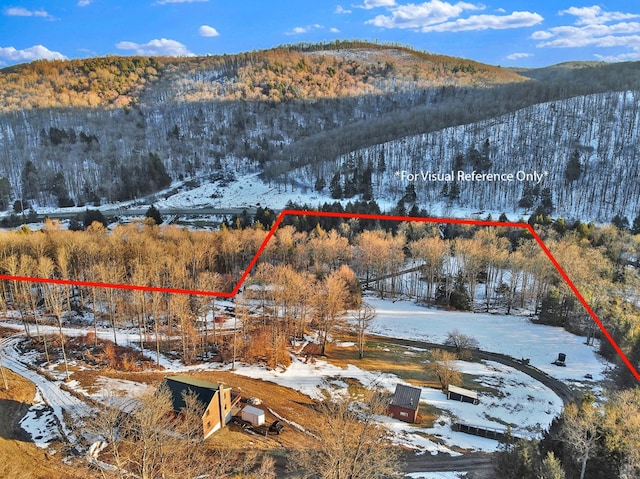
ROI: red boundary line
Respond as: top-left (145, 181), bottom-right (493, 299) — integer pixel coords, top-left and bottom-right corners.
top-left (1, 209), bottom-right (638, 381)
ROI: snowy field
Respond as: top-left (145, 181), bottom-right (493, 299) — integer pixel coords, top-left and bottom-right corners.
top-left (231, 351), bottom-right (562, 454)
top-left (366, 297), bottom-right (609, 384)
top-left (1, 170), bottom-right (524, 227)
top-left (1, 295), bottom-right (605, 457)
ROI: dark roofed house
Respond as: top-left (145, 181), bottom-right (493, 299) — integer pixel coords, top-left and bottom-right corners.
top-left (162, 375), bottom-right (238, 439)
top-left (389, 384), bottom-right (422, 423)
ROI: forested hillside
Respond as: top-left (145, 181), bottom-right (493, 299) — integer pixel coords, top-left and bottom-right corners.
top-left (304, 90), bottom-right (640, 221)
top-left (0, 41), bottom-right (639, 222)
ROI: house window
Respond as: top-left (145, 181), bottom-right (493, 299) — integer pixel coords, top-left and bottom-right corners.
top-left (400, 411), bottom-right (408, 417)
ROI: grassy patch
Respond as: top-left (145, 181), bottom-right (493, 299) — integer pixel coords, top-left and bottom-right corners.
top-left (328, 340), bottom-right (437, 384)
top-left (416, 402), bottom-right (439, 428)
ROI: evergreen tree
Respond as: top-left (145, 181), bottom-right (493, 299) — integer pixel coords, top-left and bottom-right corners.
top-left (360, 166), bottom-right (373, 200)
top-left (21, 160), bottom-right (40, 200)
top-left (540, 187), bottom-right (554, 214)
top-left (403, 183), bottom-right (417, 203)
top-left (611, 214), bottom-right (629, 230)
top-left (565, 149), bottom-right (581, 183)
top-left (314, 175), bottom-right (325, 193)
top-left (145, 205), bottom-right (163, 225)
top-left (51, 172), bottom-right (74, 207)
top-left (329, 172), bottom-right (343, 199)
top-left (632, 213), bottom-right (640, 235)
top-left (83, 209), bottom-right (107, 228)
top-left (0, 176), bottom-right (10, 211)
top-left (146, 152), bottom-right (171, 190)
top-left (449, 181), bottom-right (460, 201)
top-left (519, 184), bottom-right (539, 209)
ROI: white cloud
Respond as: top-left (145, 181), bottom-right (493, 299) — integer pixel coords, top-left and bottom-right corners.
top-left (531, 5), bottom-right (640, 61)
top-left (506, 52), bottom-right (533, 60)
top-left (4, 7), bottom-right (51, 18)
top-left (198, 25), bottom-right (220, 37)
top-left (115, 38), bottom-right (193, 56)
top-left (533, 5), bottom-right (640, 60)
top-left (560, 6), bottom-right (640, 26)
top-left (366, 1), bottom-right (483, 29)
top-left (335, 5), bottom-right (352, 14)
top-left (534, 23), bottom-right (640, 48)
top-left (0, 45), bottom-right (66, 62)
top-left (288, 26), bottom-right (310, 35)
top-left (330, 27), bottom-right (341, 33)
top-left (77, 0), bottom-right (92, 6)
top-left (594, 49), bottom-right (640, 62)
top-left (419, 11), bottom-right (543, 32)
top-left (355, 0), bottom-right (397, 10)
top-left (285, 24), bottom-right (325, 35)
top-left (156, 0), bottom-right (208, 4)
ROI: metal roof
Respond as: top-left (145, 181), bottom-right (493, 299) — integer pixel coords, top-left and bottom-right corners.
top-left (163, 375), bottom-right (221, 413)
top-left (448, 384), bottom-right (478, 400)
top-left (390, 384), bottom-right (422, 410)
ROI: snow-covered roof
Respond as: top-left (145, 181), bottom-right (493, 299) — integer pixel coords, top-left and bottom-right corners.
top-left (448, 385), bottom-right (478, 400)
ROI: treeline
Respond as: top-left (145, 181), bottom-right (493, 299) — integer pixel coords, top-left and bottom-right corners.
top-left (302, 89), bottom-right (640, 221)
top-left (2, 43), bottom-right (639, 217)
top-left (1, 216), bottom-right (639, 382)
top-left (0, 56), bottom-right (161, 110)
top-left (495, 389), bottom-right (640, 479)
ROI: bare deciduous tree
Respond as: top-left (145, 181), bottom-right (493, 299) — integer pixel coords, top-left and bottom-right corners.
top-left (428, 349), bottom-right (461, 391)
top-left (354, 301), bottom-right (375, 359)
top-left (444, 329), bottom-right (479, 359)
top-left (82, 386), bottom-right (258, 479)
top-left (293, 391), bottom-right (401, 479)
top-left (558, 396), bottom-right (602, 479)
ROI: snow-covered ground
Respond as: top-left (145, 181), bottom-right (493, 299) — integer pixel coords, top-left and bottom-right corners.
top-left (1, 170), bottom-right (527, 228)
top-left (366, 297), bottom-right (608, 385)
top-left (155, 172), bottom-right (337, 211)
top-left (230, 351), bottom-right (562, 454)
top-left (19, 388), bottom-right (61, 449)
top-left (1, 294), bottom-right (607, 458)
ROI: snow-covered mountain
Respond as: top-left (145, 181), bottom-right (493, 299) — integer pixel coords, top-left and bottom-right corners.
top-left (1, 42), bottom-right (639, 223)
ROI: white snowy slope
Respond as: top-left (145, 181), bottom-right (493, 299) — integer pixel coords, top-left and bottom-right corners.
top-left (366, 297), bottom-right (609, 384)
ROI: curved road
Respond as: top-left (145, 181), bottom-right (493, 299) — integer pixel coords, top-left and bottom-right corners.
top-left (371, 334), bottom-right (576, 404)
top-left (0, 335), bottom-right (94, 442)
top-left (370, 334), bottom-right (576, 476)
top-left (1, 325), bottom-right (575, 477)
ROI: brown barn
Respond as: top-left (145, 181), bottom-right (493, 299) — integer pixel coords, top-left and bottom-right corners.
top-left (389, 384), bottom-right (421, 423)
top-left (162, 375), bottom-right (238, 439)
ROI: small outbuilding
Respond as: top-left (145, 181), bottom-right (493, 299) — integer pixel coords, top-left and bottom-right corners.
top-left (241, 405), bottom-right (265, 426)
top-left (389, 384), bottom-right (422, 423)
top-left (447, 385), bottom-right (479, 405)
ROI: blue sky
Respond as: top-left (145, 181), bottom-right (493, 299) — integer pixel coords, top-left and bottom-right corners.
top-left (1, 1), bottom-right (639, 68)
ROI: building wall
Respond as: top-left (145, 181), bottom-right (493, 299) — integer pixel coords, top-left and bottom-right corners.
top-left (389, 405), bottom-right (418, 423)
top-left (203, 390), bottom-right (222, 438)
top-left (202, 387), bottom-right (233, 439)
top-left (447, 391), bottom-right (479, 405)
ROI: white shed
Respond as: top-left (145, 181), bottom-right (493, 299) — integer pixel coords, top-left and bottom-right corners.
top-left (241, 405), bottom-right (265, 426)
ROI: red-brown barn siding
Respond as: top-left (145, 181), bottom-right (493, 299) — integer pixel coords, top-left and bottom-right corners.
top-left (389, 404), bottom-right (418, 423)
